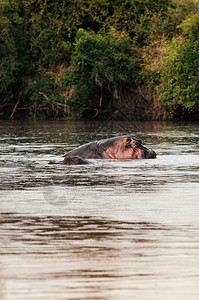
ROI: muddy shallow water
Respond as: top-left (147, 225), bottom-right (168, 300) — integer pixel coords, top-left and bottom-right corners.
top-left (0, 120), bottom-right (199, 300)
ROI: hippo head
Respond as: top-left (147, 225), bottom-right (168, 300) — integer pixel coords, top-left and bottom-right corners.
top-left (63, 156), bottom-right (92, 165)
top-left (63, 156), bottom-right (80, 165)
top-left (125, 136), bottom-right (156, 159)
top-left (102, 136), bottom-right (156, 159)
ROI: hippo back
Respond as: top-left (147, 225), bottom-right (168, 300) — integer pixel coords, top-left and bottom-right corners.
top-left (64, 137), bottom-right (120, 159)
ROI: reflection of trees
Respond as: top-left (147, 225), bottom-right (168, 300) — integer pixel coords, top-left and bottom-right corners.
top-left (0, 213), bottom-right (172, 248)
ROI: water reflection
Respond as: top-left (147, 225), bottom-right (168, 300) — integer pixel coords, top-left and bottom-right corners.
top-left (1, 214), bottom-right (171, 247)
top-left (1, 214), bottom-right (199, 300)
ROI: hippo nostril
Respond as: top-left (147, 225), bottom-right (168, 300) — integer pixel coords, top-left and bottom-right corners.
top-left (143, 149), bottom-right (156, 159)
top-left (148, 150), bottom-right (156, 158)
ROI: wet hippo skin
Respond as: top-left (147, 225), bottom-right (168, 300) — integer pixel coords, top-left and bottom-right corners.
top-left (64, 136), bottom-right (156, 160)
top-left (49, 156), bottom-right (92, 165)
top-left (63, 156), bottom-right (92, 165)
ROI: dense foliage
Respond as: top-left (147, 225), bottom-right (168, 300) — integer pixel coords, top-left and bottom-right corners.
top-left (62, 28), bottom-right (141, 115)
top-left (160, 14), bottom-right (199, 113)
top-left (0, 0), bottom-right (199, 120)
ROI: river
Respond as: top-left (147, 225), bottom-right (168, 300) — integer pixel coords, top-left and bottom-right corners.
top-left (0, 120), bottom-right (199, 300)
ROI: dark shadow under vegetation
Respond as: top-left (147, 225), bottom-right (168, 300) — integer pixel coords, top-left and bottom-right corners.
top-left (0, 0), bottom-right (199, 121)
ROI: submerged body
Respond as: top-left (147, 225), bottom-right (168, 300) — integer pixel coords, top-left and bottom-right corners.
top-left (49, 156), bottom-right (92, 165)
top-left (64, 136), bottom-right (156, 160)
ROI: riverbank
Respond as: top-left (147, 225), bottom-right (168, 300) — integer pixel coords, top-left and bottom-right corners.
top-left (1, 0), bottom-right (199, 121)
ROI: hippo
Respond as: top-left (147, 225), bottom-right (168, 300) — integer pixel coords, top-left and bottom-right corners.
top-left (49, 156), bottom-right (92, 165)
top-left (64, 136), bottom-right (156, 160)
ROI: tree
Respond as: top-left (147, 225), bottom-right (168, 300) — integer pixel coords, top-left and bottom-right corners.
top-left (160, 14), bottom-right (199, 114)
top-left (61, 28), bottom-right (141, 116)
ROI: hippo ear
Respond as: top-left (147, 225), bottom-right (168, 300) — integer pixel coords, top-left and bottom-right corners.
top-left (134, 136), bottom-right (143, 144)
top-left (136, 137), bottom-right (143, 144)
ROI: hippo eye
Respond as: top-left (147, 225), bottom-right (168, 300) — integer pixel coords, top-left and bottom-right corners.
top-left (126, 138), bottom-right (137, 148)
top-left (130, 140), bottom-right (137, 147)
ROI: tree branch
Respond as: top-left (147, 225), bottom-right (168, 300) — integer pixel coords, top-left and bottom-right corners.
top-left (9, 97), bottom-right (20, 119)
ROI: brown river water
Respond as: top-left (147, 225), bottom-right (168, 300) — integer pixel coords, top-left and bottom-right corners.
top-left (0, 120), bottom-right (199, 300)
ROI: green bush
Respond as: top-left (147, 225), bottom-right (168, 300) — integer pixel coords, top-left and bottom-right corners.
top-left (160, 37), bottom-right (199, 112)
top-left (28, 73), bottom-right (65, 119)
top-left (61, 28), bottom-right (141, 115)
top-left (178, 13), bottom-right (199, 41)
top-left (0, 1), bottom-right (32, 103)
